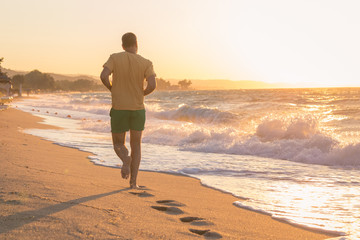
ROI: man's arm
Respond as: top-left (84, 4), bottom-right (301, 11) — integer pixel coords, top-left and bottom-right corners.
top-left (144, 75), bottom-right (156, 96)
top-left (100, 67), bottom-right (112, 91)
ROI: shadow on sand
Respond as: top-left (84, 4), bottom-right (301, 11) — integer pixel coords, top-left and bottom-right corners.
top-left (0, 188), bottom-right (129, 234)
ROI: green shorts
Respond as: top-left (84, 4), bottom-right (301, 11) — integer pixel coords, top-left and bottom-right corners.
top-left (110, 108), bottom-right (146, 133)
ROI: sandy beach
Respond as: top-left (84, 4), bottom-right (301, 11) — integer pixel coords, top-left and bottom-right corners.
top-left (0, 107), bottom-right (338, 239)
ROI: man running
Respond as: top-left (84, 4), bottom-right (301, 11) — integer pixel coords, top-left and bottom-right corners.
top-left (100, 32), bottom-right (156, 189)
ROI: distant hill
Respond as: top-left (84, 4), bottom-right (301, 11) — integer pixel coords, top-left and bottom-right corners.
top-left (2, 67), bottom-right (289, 90)
top-left (1, 68), bottom-right (99, 82)
top-left (1, 68), bottom-right (27, 77)
top-left (168, 79), bottom-right (289, 90)
top-left (49, 73), bottom-right (99, 82)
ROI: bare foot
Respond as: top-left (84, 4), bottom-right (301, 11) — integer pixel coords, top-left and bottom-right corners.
top-left (121, 156), bottom-right (132, 179)
top-left (117, 145), bottom-right (131, 179)
top-left (130, 183), bottom-right (141, 189)
top-left (130, 183), bottom-right (146, 189)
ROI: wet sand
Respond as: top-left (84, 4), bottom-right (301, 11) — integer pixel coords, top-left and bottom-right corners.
top-left (0, 108), bottom-right (338, 239)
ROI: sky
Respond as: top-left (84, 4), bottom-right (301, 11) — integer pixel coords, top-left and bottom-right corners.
top-left (1, 0), bottom-right (360, 87)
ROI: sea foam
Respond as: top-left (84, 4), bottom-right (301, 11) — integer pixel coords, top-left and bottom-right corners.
top-left (16, 93), bottom-right (360, 167)
top-left (144, 116), bottom-right (360, 167)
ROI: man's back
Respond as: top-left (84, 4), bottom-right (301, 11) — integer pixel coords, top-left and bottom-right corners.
top-left (103, 51), bottom-right (155, 110)
top-left (100, 32), bottom-right (156, 187)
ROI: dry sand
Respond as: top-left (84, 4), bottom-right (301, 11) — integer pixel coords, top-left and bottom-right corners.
top-left (0, 108), bottom-right (338, 239)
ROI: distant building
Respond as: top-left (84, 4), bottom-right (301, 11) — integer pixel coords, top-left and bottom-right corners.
top-left (0, 74), bottom-right (12, 96)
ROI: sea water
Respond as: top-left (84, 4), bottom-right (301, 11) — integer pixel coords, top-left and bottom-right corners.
top-left (14, 89), bottom-right (360, 239)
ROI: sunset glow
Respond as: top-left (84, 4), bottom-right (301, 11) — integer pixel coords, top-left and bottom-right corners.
top-left (1, 0), bottom-right (360, 87)
top-left (2, 2), bottom-right (360, 237)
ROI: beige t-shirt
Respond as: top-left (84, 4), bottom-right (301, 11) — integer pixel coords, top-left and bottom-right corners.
top-left (103, 51), bottom-right (156, 110)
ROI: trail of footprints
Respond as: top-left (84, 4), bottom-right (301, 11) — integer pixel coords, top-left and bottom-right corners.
top-left (129, 191), bottom-right (222, 239)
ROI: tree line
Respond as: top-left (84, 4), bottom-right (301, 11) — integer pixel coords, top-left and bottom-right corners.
top-left (11, 70), bottom-right (106, 92)
top-left (2, 58), bottom-right (192, 93)
top-left (0, 58), bottom-right (10, 81)
top-left (156, 78), bottom-right (192, 90)
top-left (10, 70), bottom-right (193, 92)
top-left (11, 71), bottom-right (193, 92)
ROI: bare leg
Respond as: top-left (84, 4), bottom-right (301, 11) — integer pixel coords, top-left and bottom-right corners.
top-left (129, 130), bottom-right (142, 189)
top-left (112, 132), bottom-right (132, 179)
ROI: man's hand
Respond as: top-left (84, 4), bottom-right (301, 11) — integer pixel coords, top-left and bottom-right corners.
top-left (144, 75), bottom-right (156, 96)
top-left (100, 67), bottom-right (112, 91)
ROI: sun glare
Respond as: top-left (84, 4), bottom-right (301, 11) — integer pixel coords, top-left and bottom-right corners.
top-left (1, 0), bottom-right (360, 87)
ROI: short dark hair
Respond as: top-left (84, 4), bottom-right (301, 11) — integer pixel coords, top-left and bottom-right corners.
top-left (122, 32), bottom-right (137, 48)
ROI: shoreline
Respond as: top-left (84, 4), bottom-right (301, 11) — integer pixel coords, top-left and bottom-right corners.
top-left (80, 159), bottom-right (345, 237)
top-left (0, 108), bottom-right (340, 239)
top-left (137, 170), bottom-right (345, 237)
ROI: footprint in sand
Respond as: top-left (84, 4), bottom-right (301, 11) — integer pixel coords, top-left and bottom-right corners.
top-left (189, 228), bottom-right (223, 239)
top-left (180, 216), bottom-right (204, 222)
top-left (180, 216), bottom-right (214, 226)
top-left (156, 200), bottom-right (186, 207)
top-left (129, 191), bottom-right (154, 197)
top-left (190, 220), bottom-right (214, 226)
top-left (151, 206), bottom-right (184, 215)
top-left (0, 198), bottom-right (22, 205)
top-left (150, 199), bottom-right (221, 238)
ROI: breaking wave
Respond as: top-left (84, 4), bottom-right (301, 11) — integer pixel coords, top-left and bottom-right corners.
top-left (16, 92), bottom-right (360, 167)
top-left (144, 117), bottom-right (360, 167)
top-left (152, 104), bottom-right (239, 124)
